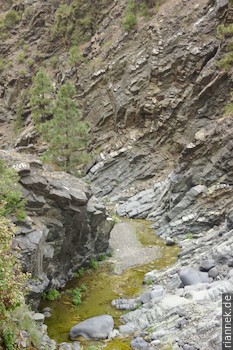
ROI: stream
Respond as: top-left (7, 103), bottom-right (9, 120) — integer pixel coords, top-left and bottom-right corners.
top-left (40, 219), bottom-right (179, 349)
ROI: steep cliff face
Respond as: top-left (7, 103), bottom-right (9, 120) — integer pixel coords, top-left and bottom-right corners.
top-left (0, 150), bottom-right (113, 300)
top-left (81, 0), bottom-right (233, 243)
top-left (85, 0), bottom-right (231, 197)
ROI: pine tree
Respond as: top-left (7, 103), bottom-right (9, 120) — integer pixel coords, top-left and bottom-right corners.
top-left (41, 81), bottom-right (90, 172)
top-left (29, 68), bottom-right (53, 125)
top-left (69, 46), bottom-right (85, 79)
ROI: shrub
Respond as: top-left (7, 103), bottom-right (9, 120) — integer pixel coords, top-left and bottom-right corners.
top-left (144, 276), bottom-right (153, 285)
top-left (26, 57), bottom-right (35, 68)
top-left (80, 284), bottom-right (87, 292)
top-left (73, 267), bottom-right (85, 278)
top-left (225, 92), bottom-right (233, 115)
top-left (217, 23), bottom-right (233, 71)
top-left (17, 50), bottom-right (26, 63)
top-left (0, 217), bottom-right (27, 310)
top-left (123, 1), bottom-right (137, 31)
top-left (11, 305), bottom-right (42, 348)
top-left (2, 325), bottom-right (15, 350)
top-left (50, 55), bottom-right (59, 69)
top-left (42, 289), bottom-right (61, 301)
top-left (217, 52), bottom-right (233, 70)
top-left (89, 257), bottom-right (99, 270)
top-left (185, 232), bottom-right (193, 240)
top-left (139, 1), bottom-right (149, 17)
top-left (72, 288), bottom-right (82, 306)
top-left (19, 68), bottom-right (27, 77)
top-left (69, 46), bottom-right (86, 77)
top-left (0, 159), bottom-right (26, 220)
top-left (98, 254), bottom-right (107, 261)
top-left (216, 23), bottom-right (233, 115)
top-left (4, 10), bottom-right (21, 29)
top-left (51, 0), bottom-right (114, 46)
top-left (0, 58), bottom-right (5, 73)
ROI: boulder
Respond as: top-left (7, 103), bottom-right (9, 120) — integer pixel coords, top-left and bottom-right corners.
top-left (208, 267), bottom-right (219, 279)
top-left (59, 342), bottom-right (81, 350)
top-left (166, 237), bottom-right (176, 246)
top-left (130, 337), bottom-right (149, 350)
top-left (151, 286), bottom-right (164, 299)
top-left (179, 267), bottom-right (210, 286)
top-left (69, 315), bottom-right (114, 340)
top-left (119, 324), bottom-right (135, 335)
top-left (139, 291), bottom-right (152, 304)
top-left (199, 259), bottom-right (215, 272)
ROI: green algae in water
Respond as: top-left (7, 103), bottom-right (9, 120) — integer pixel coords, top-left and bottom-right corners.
top-left (40, 219), bottom-right (179, 348)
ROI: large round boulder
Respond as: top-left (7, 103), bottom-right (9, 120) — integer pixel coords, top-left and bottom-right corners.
top-left (69, 315), bottom-right (114, 340)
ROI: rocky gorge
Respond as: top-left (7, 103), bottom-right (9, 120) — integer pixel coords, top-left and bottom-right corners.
top-left (0, 0), bottom-right (233, 349)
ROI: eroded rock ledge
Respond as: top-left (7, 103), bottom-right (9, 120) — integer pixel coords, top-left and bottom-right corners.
top-left (0, 150), bottom-right (114, 302)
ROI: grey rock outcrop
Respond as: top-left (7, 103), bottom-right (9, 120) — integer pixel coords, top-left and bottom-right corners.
top-left (113, 223), bottom-right (233, 350)
top-left (1, 151), bottom-right (113, 301)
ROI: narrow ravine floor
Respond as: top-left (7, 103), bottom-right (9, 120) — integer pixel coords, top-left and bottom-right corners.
top-left (40, 219), bottom-right (179, 349)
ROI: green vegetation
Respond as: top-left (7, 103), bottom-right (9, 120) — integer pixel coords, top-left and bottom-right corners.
top-left (74, 267), bottom-right (85, 278)
top-left (26, 57), bottom-right (35, 68)
top-left (72, 287), bottom-right (82, 306)
top-left (112, 214), bottom-right (121, 224)
top-left (0, 9), bottom-right (22, 40)
top-left (217, 23), bottom-right (233, 71)
top-left (72, 284), bottom-right (87, 306)
top-left (40, 81), bottom-right (90, 172)
top-left (87, 346), bottom-right (101, 350)
top-left (216, 23), bottom-right (233, 115)
top-left (69, 46), bottom-right (86, 76)
top-left (2, 325), bottom-right (15, 350)
top-left (50, 55), bottom-right (59, 69)
top-left (144, 276), bottom-right (153, 285)
top-left (30, 73), bottom-right (91, 172)
top-left (225, 93), bottom-right (233, 115)
top-left (19, 68), bottom-right (27, 77)
top-left (185, 232), bottom-right (193, 240)
top-left (11, 305), bottom-right (42, 348)
top-left (98, 254), bottom-right (107, 261)
top-left (51, 0), bottom-right (113, 46)
top-left (29, 68), bottom-right (53, 125)
top-left (80, 284), bottom-right (87, 292)
top-left (0, 160), bottom-right (28, 348)
top-left (123, 0), bottom-right (158, 31)
top-left (0, 58), bottom-right (6, 73)
top-left (0, 159), bottom-right (26, 220)
top-left (42, 289), bottom-right (61, 301)
top-left (5, 10), bottom-right (21, 29)
top-left (218, 52), bottom-right (233, 70)
top-left (123, 0), bottom-right (137, 31)
top-left (89, 257), bottom-right (99, 270)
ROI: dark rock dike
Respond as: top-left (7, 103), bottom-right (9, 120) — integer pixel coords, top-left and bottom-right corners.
top-left (0, 151), bottom-right (113, 302)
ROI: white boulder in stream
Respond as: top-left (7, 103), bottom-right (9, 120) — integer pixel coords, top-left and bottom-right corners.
top-left (69, 315), bottom-right (114, 340)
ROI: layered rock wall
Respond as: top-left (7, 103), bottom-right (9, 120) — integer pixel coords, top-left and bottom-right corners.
top-left (0, 151), bottom-right (113, 299)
